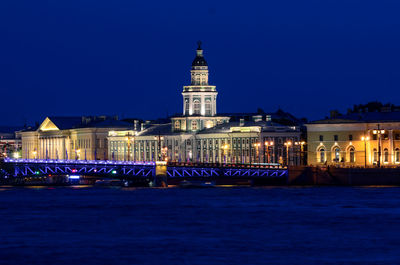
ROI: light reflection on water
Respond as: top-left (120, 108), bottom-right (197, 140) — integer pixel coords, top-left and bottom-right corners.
top-left (0, 186), bottom-right (399, 264)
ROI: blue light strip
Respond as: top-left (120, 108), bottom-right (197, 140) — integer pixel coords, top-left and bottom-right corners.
top-left (3, 158), bottom-right (156, 166)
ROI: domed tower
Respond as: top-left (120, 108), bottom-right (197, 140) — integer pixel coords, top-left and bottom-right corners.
top-left (182, 41), bottom-right (218, 116)
top-left (171, 42), bottom-right (229, 132)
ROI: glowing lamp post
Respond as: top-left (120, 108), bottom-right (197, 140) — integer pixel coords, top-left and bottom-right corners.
top-left (222, 144), bottom-right (230, 164)
top-left (284, 141), bottom-right (292, 166)
top-left (264, 141), bottom-right (274, 164)
top-left (253, 143), bottom-right (261, 165)
top-left (372, 125), bottom-right (385, 167)
top-left (294, 141), bottom-right (306, 165)
top-left (154, 135), bottom-right (164, 162)
top-left (361, 136), bottom-right (370, 168)
top-left (126, 134), bottom-right (134, 162)
top-left (32, 150), bottom-right (37, 160)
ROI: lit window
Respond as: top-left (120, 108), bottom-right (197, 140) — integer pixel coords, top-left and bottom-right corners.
top-left (349, 147), bottom-right (355, 163)
top-left (373, 148), bottom-right (378, 162)
top-left (205, 99), bottom-right (211, 116)
top-left (319, 148), bottom-right (325, 163)
top-left (384, 148), bottom-right (389, 162)
top-left (334, 148), bottom-right (340, 162)
top-left (192, 120), bottom-right (198, 130)
top-left (185, 99), bottom-right (189, 114)
top-left (193, 100), bottom-right (201, 115)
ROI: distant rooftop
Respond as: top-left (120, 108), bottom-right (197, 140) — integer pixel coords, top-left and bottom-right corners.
top-left (41, 116), bottom-right (133, 131)
top-left (309, 111), bottom-right (400, 124)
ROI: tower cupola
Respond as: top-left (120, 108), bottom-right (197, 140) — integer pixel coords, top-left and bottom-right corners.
top-left (182, 41), bottom-right (218, 117)
top-left (192, 41), bottom-right (208, 67)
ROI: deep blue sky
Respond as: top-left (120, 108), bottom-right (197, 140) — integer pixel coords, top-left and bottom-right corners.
top-left (1, 0), bottom-right (400, 126)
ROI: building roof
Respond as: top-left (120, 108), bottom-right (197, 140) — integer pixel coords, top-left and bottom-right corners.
top-left (0, 126), bottom-right (24, 134)
top-left (42, 116), bottom-right (132, 131)
top-left (309, 111), bottom-right (400, 124)
top-left (191, 41), bottom-right (208, 67)
top-left (137, 123), bottom-right (180, 136)
top-left (197, 120), bottom-right (298, 135)
top-left (47, 117), bottom-right (83, 130)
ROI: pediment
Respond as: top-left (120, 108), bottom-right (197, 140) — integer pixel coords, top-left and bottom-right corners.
top-left (39, 117), bottom-right (60, 132)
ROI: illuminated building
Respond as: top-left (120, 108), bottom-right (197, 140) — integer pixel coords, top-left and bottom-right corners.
top-left (306, 112), bottom-right (400, 167)
top-left (21, 116), bottom-right (131, 160)
top-left (0, 127), bottom-right (22, 158)
top-left (19, 43), bottom-right (303, 165)
top-left (107, 43), bottom-right (303, 165)
top-left (171, 41), bottom-right (230, 132)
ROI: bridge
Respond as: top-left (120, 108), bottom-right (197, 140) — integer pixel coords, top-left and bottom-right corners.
top-left (1, 158), bottom-right (288, 185)
top-left (1, 158), bottom-right (155, 177)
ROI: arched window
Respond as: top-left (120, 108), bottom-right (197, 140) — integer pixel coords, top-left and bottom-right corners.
top-left (334, 148), bottom-right (340, 162)
top-left (319, 148), bottom-right (325, 163)
top-left (205, 99), bottom-right (212, 116)
top-left (193, 100), bottom-right (201, 115)
top-left (174, 121), bottom-right (180, 130)
top-left (395, 148), bottom-right (400, 163)
top-left (373, 148), bottom-right (378, 162)
top-left (192, 120), bottom-right (198, 130)
top-left (384, 148), bottom-right (389, 163)
top-left (185, 99), bottom-right (189, 114)
top-left (349, 147), bottom-right (355, 163)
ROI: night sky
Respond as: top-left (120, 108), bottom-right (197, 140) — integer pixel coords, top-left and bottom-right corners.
top-left (1, 0), bottom-right (400, 126)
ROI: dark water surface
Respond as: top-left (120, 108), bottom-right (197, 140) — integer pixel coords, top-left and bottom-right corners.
top-left (1, 186), bottom-right (400, 265)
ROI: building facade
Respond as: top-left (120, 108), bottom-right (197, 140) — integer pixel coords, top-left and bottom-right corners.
top-left (107, 43), bottom-right (303, 165)
top-left (108, 118), bottom-right (302, 165)
top-left (21, 116), bottom-right (131, 160)
top-left (306, 113), bottom-right (400, 167)
top-left (0, 127), bottom-right (22, 159)
top-left (171, 41), bottom-right (230, 133)
top-left (19, 43), bottom-right (303, 166)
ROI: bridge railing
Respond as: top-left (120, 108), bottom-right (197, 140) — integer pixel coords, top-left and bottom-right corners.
top-left (3, 158), bottom-right (155, 166)
top-left (166, 161), bottom-right (286, 169)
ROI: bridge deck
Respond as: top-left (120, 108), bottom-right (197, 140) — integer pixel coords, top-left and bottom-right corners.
top-left (2, 159), bottom-right (288, 180)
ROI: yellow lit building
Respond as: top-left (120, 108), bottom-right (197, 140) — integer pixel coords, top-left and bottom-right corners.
top-left (21, 116), bottom-right (131, 160)
top-left (306, 113), bottom-right (400, 167)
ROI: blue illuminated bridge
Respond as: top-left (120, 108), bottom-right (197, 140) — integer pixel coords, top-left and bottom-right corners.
top-left (1, 158), bottom-right (289, 185)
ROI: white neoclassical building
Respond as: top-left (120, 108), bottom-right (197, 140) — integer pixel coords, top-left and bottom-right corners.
top-left (19, 43), bottom-right (303, 165)
top-left (107, 43), bottom-right (303, 165)
top-left (171, 41), bottom-right (229, 133)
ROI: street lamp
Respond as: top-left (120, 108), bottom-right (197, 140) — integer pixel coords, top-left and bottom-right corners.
top-left (125, 134), bottom-right (134, 162)
top-left (295, 141), bottom-right (306, 165)
top-left (76, 149), bottom-right (81, 160)
top-left (264, 141), bottom-right (274, 164)
top-left (161, 146), bottom-right (168, 162)
top-left (154, 134), bottom-right (164, 161)
top-left (32, 150), bottom-right (37, 160)
top-left (253, 143), bottom-right (261, 165)
top-left (361, 136), bottom-right (370, 168)
top-left (222, 144), bottom-right (230, 164)
top-left (284, 141), bottom-right (292, 166)
top-left (372, 125), bottom-right (385, 167)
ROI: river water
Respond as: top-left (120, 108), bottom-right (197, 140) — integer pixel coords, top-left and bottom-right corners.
top-left (0, 186), bottom-right (399, 265)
